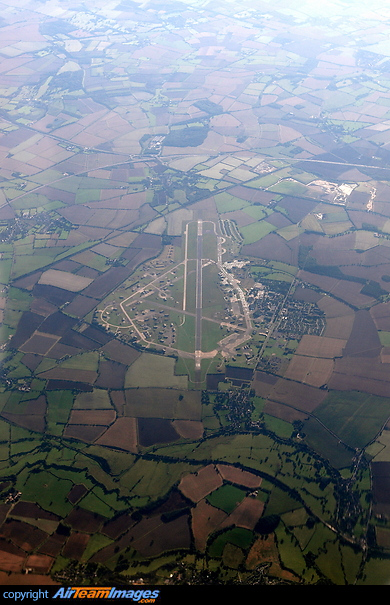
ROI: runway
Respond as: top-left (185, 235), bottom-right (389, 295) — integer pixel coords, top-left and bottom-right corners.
top-left (194, 220), bottom-right (203, 383)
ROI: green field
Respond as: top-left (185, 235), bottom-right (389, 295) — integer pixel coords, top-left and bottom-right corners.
top-left (208, 527), bottom-right (254, 557)
top-left (201, 264), bottom-right (225, 319)
top-left (206, 484), bottom-right (247, 513)
top-left (313, 391), bottom-right (390, 449)
top-left (125, 354), bottom-right (188, 389)
top-left (124, 387), bottom-right (201, 420)
top-left (240, 221), bottom-right (276, 244)
top-left (214, 192), bottom-right (250, 213)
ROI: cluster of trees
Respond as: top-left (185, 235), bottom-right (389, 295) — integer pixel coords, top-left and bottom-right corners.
top-left (164, 125), bottom-right (209, 147)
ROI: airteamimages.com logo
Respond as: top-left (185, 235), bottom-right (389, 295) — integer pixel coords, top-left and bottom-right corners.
top-left (2, 588), bottom-right (160, 602)
top-left (53, 587), bottom-right (160, 600)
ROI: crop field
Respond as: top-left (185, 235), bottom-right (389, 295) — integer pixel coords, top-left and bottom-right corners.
top-left (312, 391), bottom-right (390, 449)
top-left (124, 388), bottom-right (201, 421)
top-left (206, 484), bottom-right (247, 514)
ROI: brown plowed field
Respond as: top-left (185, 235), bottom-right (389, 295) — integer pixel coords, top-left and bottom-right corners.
top-left (265, 378), bottom-right (328, 412)
top-left (37, 534), bottom-right (67, 558)
top-left (343, 309), bottom-right (382, 357)
top-left (246, 535), bottom-right (279, 570)
top-left (62, 533), bottom-right (90, 560)
top-left (242, 233), bottom-right (299, 265)
top-left (37, 368), bottom-right (98, 383)
top-left (381, 348), bottom-right (390, 363)
top-left (218, 497), bottom-right (264, 531)
top-left (68, 410), bottom-right (116, 425)
top-left (64, 508), bottom-right (106, 533)
top-left (216, 465), bottom-right (262, 489)
top-left (20, 333), bottom-right (60, 355)
top-left (127, 514), bottom-right (191, 557)
top-left (95, 417), bottom-right (138, 452)
top-left (0, 413), bottom-right (45, 433)
top-left (0, 547), bottom-right (24, 572)
top-left (253, 371), bottom-right (278, 398)
top-left (316, 295), bottom-right (354, 318)
top-left (65, 295), bottom-right (100, 318)
top-left (371, 462), bottom-right (390, 516)
top-left (95, 359), bottom-right (128, 389)
top-left (333, 356), bottom-right (390, 381)
top-left (178, 465), bottom-right (223, 502)
top-left (172, 420), bottom-right (204, 439)
top-left (293, 286), bottom-right (322, 303)
top-left (63, 425), bottom-right (107, 443)
top-left (329, 366), bottom-right (390, 398)
top-left (296, 335), bottom-right (346, 358)
top-left (323, 315), bottom-right (355, 340)
top-left (0, 520), bottom-right (47, 552)
top-left (298, 270), bottom-right (375, 307)
top-left (67, 485), bottom-right (89, 505)
top-left (101, 340), bottom-right (141, 366)
top-left (24, 554), bottom-right (53, 574)
top-left (11, 502), bottom-right (59, 521)
top-left (101, 514), bottom-right (136, 540)
top-left (263, 401), bottom-right (309, 424)
top-left (284, 355), bottom-right (334, 387)
top-left (191, 499), bottom-right (228, 551)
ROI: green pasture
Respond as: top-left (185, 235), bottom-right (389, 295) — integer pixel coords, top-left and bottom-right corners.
top-left (358, 557), bottom-right (390, 585)
top-left (0, 417), bottom-right (10, 442)
top-left (269, 261), bottom-right (298, 275)
top-left (239, 221), bottom-right (276, 244)
top-left (263, 271), bottom-right (294, 283)
top-left (184, 262), bottom-right (197, 312)
top-left (201, 263), bottom-right (225, 317)
top-left (125, 353), bottom-right (188, 389)
top-left (184, 253), bottom-right (197, 307)
top-left (263, 414), bottom-right (293, 439)
top-left (73, 388), bottom-right (112, 409)
top-left (243, 205), bottom-right (271, 221)
top-left (277, 223), bottom-right (302, 240)
top-left (379, 331), bottom-right (390, 346)
top-left (26, 169), bottom-right (64, 187)
top-left (268, 180), bottom-right (309, 197)
top-left (206, 484), bottom-right (247, 514)
top-left (175, 314), bottom-right (196, 354)
top-left (15, 467), bottom-right (73, 517)
top-left (10, 251), bottom-right (52, 279)
top-left (10, 193), bottom-right (50, 211)
top-left (78, 487), bottom-right (123, 517)
top-left (275, 524), bottom-right (315, 581)
top-left (81, 534), bottom-right (114, 562)
top-left (214, 192), bottom-right (250, 214)
top-left (313, 390), bottom-right (390, 449)
top-left (201, 319), bottom-right (226, 352)
top-left (202, 227), bottom-right (218, 262)
top-left (124, 387), bottom-right (201, 420)
top-left (46, 390), bottom-right (74, 436)
top-left (207, 527), bottom-right (254, 558)
top-left (244, 166), bottom-right (292, 189)
top-left (367, 429), bottom-right (390, 462)
top-left (120, 458), bottom-right (196, 505)
top-left (72, 250), bottom-right (109, 271)
top-left (303, 416), bottom-right (355, 468)
top-left (60, 351), bottom-right (99, 372)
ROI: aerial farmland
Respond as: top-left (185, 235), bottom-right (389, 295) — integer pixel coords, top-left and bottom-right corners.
top-left (1, 0), bottom-right (390, 588)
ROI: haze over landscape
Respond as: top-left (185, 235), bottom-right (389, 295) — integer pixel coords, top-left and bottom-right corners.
top-left (1, 0), bottom-right (390, 586)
